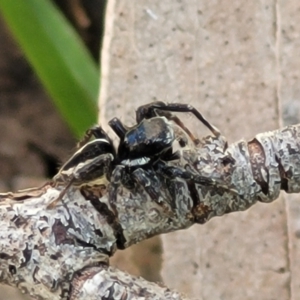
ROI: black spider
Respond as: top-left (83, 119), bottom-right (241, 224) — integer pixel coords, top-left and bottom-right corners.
top-left (107, 101), bottom-right (221, 201)
top-left (49, 102), bottom-right (221, 208)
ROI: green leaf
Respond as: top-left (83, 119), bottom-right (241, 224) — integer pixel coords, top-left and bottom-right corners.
top-left (0, 0), bottom-right (99, 137)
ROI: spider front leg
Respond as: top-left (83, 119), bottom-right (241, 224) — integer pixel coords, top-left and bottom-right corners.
top-left (48, 141), bottom-right (114, 209)
top-left (77, 125), bottom-right (114, 149)
top-left (108, 165), bottom-right (129, 212)
top-left (136, 102), bottom-right (221, 145)
top-left (131, 168), bottom-right (162, 202)
top-left (48, 152), bottom-right (113, 209)
top-left (109, 165), bottom-right (168, 208)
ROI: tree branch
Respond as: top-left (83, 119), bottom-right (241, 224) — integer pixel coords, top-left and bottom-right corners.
top-left (0, 124), bottom-right (299, 299)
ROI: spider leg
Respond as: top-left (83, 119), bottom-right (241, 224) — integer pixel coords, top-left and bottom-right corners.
top-left (48, 153), bottom-right (113, 209)
top-left (137, 102), bottom-right (200, 144)
top-left (77, 125), bottom-right (112, 149)
top-left (160, 149), bottom-right (181, 162)
top-left (71, 153), bottom-right (113, 183)
top-left (108, 163), bottom-right (169, 207)
top-left (108, 165), bottom-right (127, 214)
top-left (155, 160), bottom-right (214, 186)
top-left (108, 117), bottom-right (128, 140)
top-left (159, 162), bottom-right (240, 204)
top-left (136, 102), bottom-right (221, 145)
top-left (136, 101), bottom-right (167, 121)
top-left (152, 103), bottom-right (221, 138)
top-left (131, 168), bottom-right (174, 214)
top-left (131, 168), bottom-right (161, 201)
top-left (47, 178), bottom-right (75, 209)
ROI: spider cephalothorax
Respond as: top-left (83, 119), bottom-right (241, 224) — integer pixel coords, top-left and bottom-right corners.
top-left (110, 116), bottom-right (177, 167)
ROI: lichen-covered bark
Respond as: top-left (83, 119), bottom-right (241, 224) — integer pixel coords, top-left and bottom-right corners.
top-left (0, 124), bottom-right (299, 299)
top-left (70, 265), bottom-right (187, 300)
top-left (182, 124), bottom-right (300, 223)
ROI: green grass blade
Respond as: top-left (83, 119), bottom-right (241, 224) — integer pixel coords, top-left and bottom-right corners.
top-left (0, 0), bottom-right (99, 137)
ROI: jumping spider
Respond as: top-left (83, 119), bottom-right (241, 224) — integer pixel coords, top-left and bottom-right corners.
top-left (49, 102), bottom-right (222, 208)
top-left (108, 102), bottom-right (222, 201)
